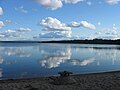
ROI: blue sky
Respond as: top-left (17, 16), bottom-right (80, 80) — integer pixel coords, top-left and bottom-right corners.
top-left (0, 0), bottom-right (120, 41)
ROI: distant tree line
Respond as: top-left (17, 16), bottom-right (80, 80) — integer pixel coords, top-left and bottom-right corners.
top-left (42, 39), bottom-right (120, 45)
top-left (0, 39), bottom-right (120, 45)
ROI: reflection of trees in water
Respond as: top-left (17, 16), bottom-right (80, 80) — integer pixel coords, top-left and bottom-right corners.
top-left (0, 47), bottom-right (31, 57)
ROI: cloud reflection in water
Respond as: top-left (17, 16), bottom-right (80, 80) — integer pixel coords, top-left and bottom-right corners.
top-left (0, 57), bottom-right (4, 64)
top-left (39, 44), bottom-right (71, 68)
top-left (0, 47), bottom-right (31, 57)
top-left (39, 44), bottom-right (120, 68)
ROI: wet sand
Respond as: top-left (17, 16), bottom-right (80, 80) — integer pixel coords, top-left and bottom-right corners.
top-left (0, 71), bottom-right (120, 90)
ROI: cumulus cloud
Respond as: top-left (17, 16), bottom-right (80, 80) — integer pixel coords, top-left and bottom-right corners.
top-left (0, 7), bottom-right (3, 16)
top-left (35, 0), bottom-right (120, 10)
top-left (35, 0), bottom-right (84, 10)
top-left (36, 0), bottom-right (63, 10)
top-left (69, 21), bottom-right (96, 30)
top-left (15, 6), bottom-right (28, 13)
top-left (36, 17), bottom-right (96, 39)
top-left (40, 17), bottom-right (71, 31)
top-left (38, 17), bottom-right (72, 38)
top-left (0, 21), bottom-right (5, 29)
top-left (105, 0), bottom-right (120, 4)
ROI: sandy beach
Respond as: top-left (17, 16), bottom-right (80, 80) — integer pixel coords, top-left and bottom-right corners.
top-left (0, 71), bottom-right (120, 90)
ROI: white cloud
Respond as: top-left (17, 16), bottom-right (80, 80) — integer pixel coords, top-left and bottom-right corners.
top-left (91, 27), bottom-right (120, 40)
top-left (64, 0), bottom-right (84, 4)
top-left (38, 31), bottom-right (72, 38)
top-left (15, 6), bottom-right (28, 13)
top-left (35, 0), bottom-right (84, 10)
top-left (105, 0), bottom-right (120, 4)
top-left (69, 21), bottom-right (96, 30)
top-left (4, 20), bottom-right (18, 25)
top-left (36, 0), bottom-right (63, 10)
top-left (16, 28), bottom-right (32, 32)
top-left (36, 17), bottom-right (96, 39)
top-left (68, 21), bottom-right (81, 27)
top-left (0, 7), bottom-right (3, 16)
top-left (38, 17), bottom-right (72, 39)
top-left (0, 34), bottom-right (5, 38)
top-left (1, 29), bottom-right (22, 38)
top-left (0, 28), bottom-right (31, 39)
top-left (0, 21), bottom-right (5, 29)
top-left (0, 29), bottom-right (23, 38)
top-left (80, 21), bottom-right (96, 30)
top-left (40, 17), bottom-right (71, 31)
top-left (76, 26), bottom-right (120, 40)
top-left (5, 29), bottom-right (16, 33)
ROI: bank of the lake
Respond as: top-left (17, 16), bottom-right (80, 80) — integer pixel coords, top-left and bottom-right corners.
top-left (0, 71), bottom-right (120, 90)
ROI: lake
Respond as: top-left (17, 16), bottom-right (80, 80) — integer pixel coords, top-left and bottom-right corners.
top-left (0, 43), bottom-right (120, 80)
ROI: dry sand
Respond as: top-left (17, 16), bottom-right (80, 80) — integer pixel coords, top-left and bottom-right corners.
top-left (0, 71), bottom-right (120, 90)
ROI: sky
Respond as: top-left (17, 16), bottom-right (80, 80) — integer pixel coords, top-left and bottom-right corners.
top-left (0, 0), bottom-right (120, 41)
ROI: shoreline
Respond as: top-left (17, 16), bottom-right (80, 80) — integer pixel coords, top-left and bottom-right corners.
top-left (0, 70), bottom-right (120, 90)
top-left (0, 39), bottom-right (120, 45)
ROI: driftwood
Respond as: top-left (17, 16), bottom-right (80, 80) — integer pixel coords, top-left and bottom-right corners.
top-left (58, 71), bottom-right (73, 77)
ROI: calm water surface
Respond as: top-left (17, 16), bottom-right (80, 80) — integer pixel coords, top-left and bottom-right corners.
top-left (0, 43), bottom-right (120, 80)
